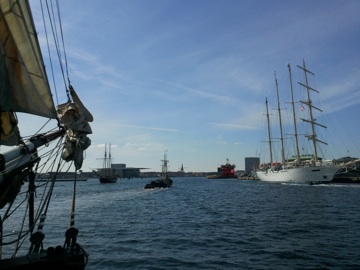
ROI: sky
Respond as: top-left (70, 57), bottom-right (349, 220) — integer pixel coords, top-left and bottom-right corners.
top-left (20, 0), bottom-right (360, 172)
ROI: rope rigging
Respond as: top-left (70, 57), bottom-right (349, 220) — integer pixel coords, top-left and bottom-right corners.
top-left (25, 0), bottom-right (85, 254)
top-left (0, 2), bottom-right (93, 265)
top-left (40, 0), bottom-right (71, 104)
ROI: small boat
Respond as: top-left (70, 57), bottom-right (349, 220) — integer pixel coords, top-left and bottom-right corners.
top-left (207, 158), bottom-right (237, 179)
top-left (145, 150), bottom-right (173, 189)
top-left (332, 157), bottom-right (360, 183)
top-left (98, 143), bottom-right (118, 183)
top-left (0, 1), bottom-right (92, 268)
top-left (256, 61), bottom-right (340, 183)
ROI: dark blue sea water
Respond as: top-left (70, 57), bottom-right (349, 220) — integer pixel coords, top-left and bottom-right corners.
top-left (6, 177), bottom-right (360, 269)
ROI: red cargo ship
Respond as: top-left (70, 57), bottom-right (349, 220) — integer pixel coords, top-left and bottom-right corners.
top-left (207, 158), bottom-right (236, 179)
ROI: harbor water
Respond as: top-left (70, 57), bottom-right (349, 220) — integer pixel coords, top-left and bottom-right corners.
top-left (18, 177), bottom-right (360, 269)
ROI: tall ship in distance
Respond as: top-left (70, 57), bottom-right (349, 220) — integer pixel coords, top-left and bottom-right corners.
top-left (256, 61), bottom-right (340, 183)
top-left (145, 150), bottom-right (173, 188)
top-left (98, 143), bottom-right (118, 183)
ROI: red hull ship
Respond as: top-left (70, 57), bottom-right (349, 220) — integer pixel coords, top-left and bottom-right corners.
top-left (207, 159), bottom-right (236, 179)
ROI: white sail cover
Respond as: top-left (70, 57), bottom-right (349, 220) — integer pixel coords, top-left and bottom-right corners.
top-left (0, 0), bottom-right (56, 118)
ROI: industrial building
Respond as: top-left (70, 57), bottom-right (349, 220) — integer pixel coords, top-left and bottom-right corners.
top-left (244, 157), bottom-right (260, 176)
top-left (94, 163), bottom-right (147, 179)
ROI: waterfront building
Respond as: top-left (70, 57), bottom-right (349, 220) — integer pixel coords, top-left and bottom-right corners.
top-left (245, 157), bottom-right (260, 176)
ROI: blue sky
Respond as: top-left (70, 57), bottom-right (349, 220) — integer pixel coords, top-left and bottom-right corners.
top-left (24, 0), bottom-right (360, 172)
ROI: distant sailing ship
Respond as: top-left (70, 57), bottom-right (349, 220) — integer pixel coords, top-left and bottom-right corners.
top-left (145, 150), bottom-right (173, 188)
top-left (98, 144), bottom-right (117, 183)
top-left (0, 1), bottom-right (92, 268)
top-left (256, 61), bottom-right (340, 183)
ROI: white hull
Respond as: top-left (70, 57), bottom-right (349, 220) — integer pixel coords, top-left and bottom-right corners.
top-left (256, 165), bottom-right (340, 183)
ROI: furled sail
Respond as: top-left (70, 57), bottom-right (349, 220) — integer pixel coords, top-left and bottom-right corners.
top-left (0, 0), bottom-right (56, 145)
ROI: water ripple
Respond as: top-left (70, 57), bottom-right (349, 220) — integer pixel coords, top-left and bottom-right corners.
top-left (7, 177), bottom-right (359, 269)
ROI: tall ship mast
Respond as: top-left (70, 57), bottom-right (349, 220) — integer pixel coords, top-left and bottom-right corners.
top-left (145, 150), bottom-right (173, 188)
top-left (297, 60), bottom-right (328, 163)
top-left (98, 143), bottom-right (118, 183)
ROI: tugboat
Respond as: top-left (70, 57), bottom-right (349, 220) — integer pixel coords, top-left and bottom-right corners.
top-left (207, 158), bottom-right (237, 179)
top-left (145, 150), bottom-right (173, 189)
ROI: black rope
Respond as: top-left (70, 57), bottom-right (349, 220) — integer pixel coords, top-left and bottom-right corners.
top-left (41, 0), bottom-right (71, 105)
top-left (40, 0), bottom-right (59, 105)
top-left (55, 0), bottom-right (71, 86)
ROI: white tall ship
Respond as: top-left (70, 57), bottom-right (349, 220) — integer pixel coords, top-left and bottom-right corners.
top-left (256, 61), bottom-right (340, 183)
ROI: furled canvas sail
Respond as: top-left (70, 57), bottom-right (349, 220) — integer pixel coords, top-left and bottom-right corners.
top-left (0, 111), bottom-right (20, 145)
top-left (0, 1), bottom-right (56, 144)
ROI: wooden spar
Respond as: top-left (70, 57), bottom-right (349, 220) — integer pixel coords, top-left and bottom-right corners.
top-left (265, 98), bottom-right (273, 164)
top-left (297, 60), bottom-right (325, 162)
top-left (287, 63), bottom-right (301, 164)
top-left (30, 128), bottom-right (65, 148)
top-left (274, 71), bottom-right (285, 164)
